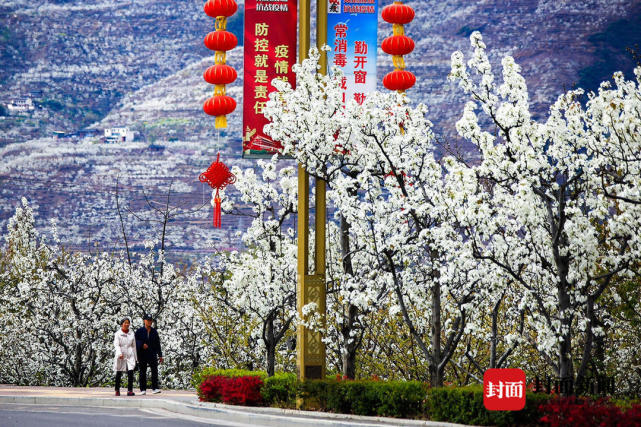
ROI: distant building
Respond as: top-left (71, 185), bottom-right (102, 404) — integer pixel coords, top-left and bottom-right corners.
top-left (7, 97), bottom-right (35, 114)
top-left (104, 127), bottom-right (135, 143)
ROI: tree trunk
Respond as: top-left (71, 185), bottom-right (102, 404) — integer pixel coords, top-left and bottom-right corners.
top-left (266, 343), bottom-right (276, 377)
top-left (340, 214), bottom-right (359, 379)
top-left (430, 282), bottom-right (443, 387)
top-left (490, 298), bottom-right (500, 369)
top-left (558, 282), bottom-right (573, 393)
top-left (576, 296), bottom-right (594, 385)
top-left (341, 303), bottom-right (358, 379)
top-left (265, 316), bottom-right (276, 377)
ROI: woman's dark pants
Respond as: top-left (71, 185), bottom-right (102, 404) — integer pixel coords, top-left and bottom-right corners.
top-left (115, 370), bottom-right (134, 392)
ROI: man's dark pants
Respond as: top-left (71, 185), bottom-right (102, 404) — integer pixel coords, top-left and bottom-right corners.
top-left (139, 358), bottom-right (159, 391)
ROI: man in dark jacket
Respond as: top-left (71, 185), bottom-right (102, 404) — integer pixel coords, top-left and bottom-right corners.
top-left (135, 313), bottom-right (163, 394)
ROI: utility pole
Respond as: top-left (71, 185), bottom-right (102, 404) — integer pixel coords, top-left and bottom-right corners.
top-left (297, 0), bottom-right (328, 381)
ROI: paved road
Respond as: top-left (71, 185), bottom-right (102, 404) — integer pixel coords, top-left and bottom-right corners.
top-left (0, 403), bottom-right (254, 427)
top-left (0, 386), bottom-right (464, 426)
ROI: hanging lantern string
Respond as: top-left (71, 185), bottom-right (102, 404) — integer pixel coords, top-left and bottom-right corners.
top-left (203, 0), bottom-right (238, 129)
top-left (393, 56), bottom-right (406, 70)
top-left (200, 0), bottom-right (238, 228)
top-left (215, 16), bottom-right (227, 31)
top-left (382, 1), bottom-right (416, 95)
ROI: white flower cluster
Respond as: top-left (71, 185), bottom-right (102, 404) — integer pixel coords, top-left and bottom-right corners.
top-left (200, 156), bottom-right (299, 376)
top-left (0, 198), bottom-right (212, 388)
top-left (258, 38), bottom-right (641, 385)
top-left (448, 32), bottom-right (641, 381)
top-left (3, 34), bottom-right (640, 388)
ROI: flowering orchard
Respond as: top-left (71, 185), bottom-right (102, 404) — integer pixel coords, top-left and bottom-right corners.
top-left (0, 199), bottom-right (213, 388)
top-left (261, 33), bottom-right (641, 390)
top-left (446, 32), bottom-right (641, 390)
top-left (1, 33), bottom-right (640, 393)
top-left (197, 157), bottom-right (299, 377)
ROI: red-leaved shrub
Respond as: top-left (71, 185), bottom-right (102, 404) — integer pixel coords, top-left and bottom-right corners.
top-left (221, 376), bottom-right (264, 405)
top-left (539, 396), bottom-right (641, 427)
top-left (198, 375), bottom-right (264, 406)
top-left (198, 375), bottom-right (226, 402)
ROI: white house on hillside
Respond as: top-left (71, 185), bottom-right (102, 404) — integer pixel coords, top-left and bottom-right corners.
top-left (104, 127), bottom-right (134, 143)
top-left (7, 97), bottom-right (35, 113)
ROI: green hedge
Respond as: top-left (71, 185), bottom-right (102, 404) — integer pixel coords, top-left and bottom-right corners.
top-left (261, 373), bottom-right (298, 407)
top-left (193, 369), bottom-right (552, 424)
top-left (298, 378), bottom-right (428, 418)
top-left (427, 385), bottom-right (550, 426)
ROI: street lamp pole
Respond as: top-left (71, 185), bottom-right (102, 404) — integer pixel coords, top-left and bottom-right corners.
top-left (297, 0), bottom-right (328, 381)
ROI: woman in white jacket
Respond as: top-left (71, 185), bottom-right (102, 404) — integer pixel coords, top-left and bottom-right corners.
top-left (113, 317), bottom-right (137, 396)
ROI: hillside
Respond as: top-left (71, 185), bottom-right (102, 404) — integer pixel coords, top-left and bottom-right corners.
top-left (1, 0), bottom-right (641, 256)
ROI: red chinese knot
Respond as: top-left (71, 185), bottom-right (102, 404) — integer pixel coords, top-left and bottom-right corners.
top-left (199, 153), bottom-right (236, 228)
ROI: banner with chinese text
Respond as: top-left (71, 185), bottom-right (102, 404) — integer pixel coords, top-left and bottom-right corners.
top-left (243, 0), bottom-right (297, 158)
top-left (327, 0), bottom-right (378, 105)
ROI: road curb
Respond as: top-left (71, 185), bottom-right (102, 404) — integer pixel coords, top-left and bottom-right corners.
top-left (0, 394), bottom-right (470, 427)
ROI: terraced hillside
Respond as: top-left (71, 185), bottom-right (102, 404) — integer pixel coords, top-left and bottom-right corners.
top-left (1, 0), bottom-right (641, 257)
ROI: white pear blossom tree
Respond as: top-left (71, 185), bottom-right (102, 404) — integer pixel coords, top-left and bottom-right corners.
top-left (0, 199), bottom-right (212, 388)
top-left (447, 32), bottom-right (641, 388)
top-left (264, 48), bottom-right (484, 385)
top-left (0, 199), bottom-right (126, 386)
top-left (210, 156), bottom-right (298, 376)
top-left (265, 49), bottom-right (394, 379)
top-left (584, 67), bottom-right (641, 207)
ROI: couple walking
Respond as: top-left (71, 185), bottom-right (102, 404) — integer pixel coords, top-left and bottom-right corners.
top-left (113, 313), bottom-right (164, 396)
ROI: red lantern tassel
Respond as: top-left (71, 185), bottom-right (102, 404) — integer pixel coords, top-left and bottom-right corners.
top-left (213, 191), bottom-right (222, 228)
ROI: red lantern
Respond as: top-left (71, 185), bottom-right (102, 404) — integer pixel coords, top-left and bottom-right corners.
top-left (199, 153), bottom-right (236, 228)
top-left (382, 35), bottom-right (415, 56)
top-left (204, 31), bottom-right (238, 52)
top-left (383, 70), bottom-right (416, 92)
top-left (203, 64), bottom-right (237, 85)
top-left (204, 0), bottom-right (238, 18)
top-left (381, 3), bottom-right (415, 24)
top-left (203, 95), bottom-right (236, 116)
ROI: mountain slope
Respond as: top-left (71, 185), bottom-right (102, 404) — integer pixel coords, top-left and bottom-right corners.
top-left (1, 0), bottom-right (641, 256)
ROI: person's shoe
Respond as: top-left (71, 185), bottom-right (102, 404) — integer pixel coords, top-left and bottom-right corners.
top-left (152, 389), bottom-right (161, 394)
top-left (140, 390), bottom-right (146, 395)
top-left (115, 390), bottom-right (120, 396)
top-left (127, 391), bottom-right (135, 396)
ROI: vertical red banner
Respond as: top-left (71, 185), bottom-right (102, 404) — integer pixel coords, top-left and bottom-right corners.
top-left (243, 0), bottom-right (297, 158)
